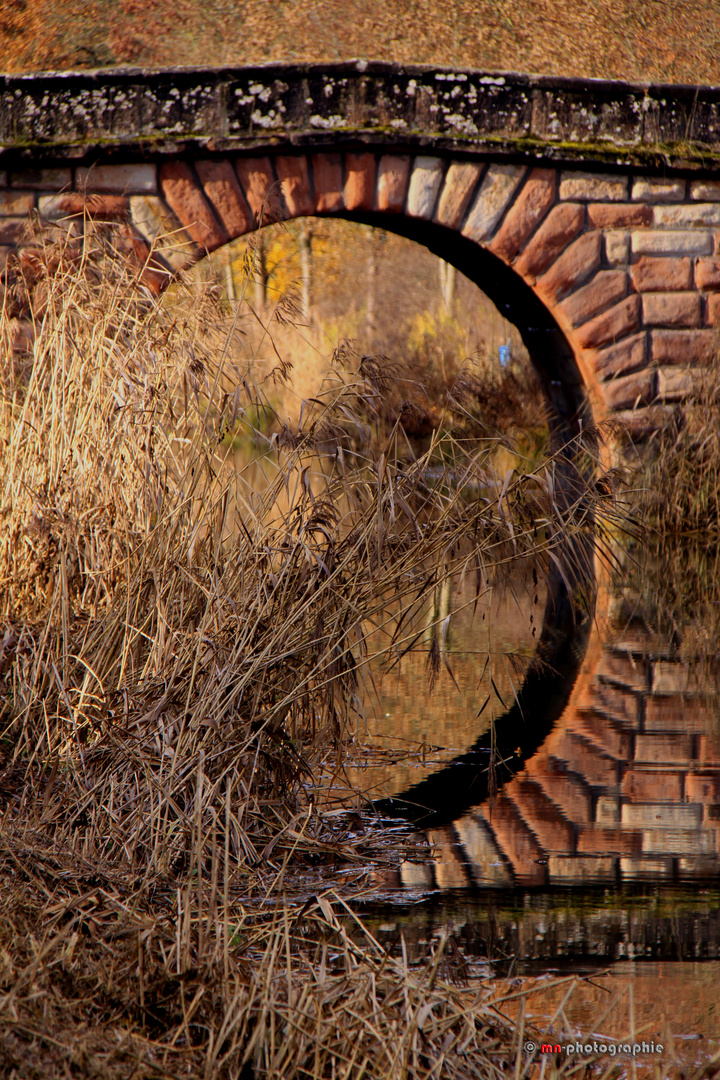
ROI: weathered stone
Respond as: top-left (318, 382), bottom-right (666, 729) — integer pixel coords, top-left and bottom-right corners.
top-left (10, 168), bottom-right (72, 190)
top-left (652, 659), bottom-right (699, 695)
top-left (38, 193), bottom-right (128, 220)
top-left (344, 152), bottom-right (375, 212)
top-left (235, 157), bottom-right (276, 219)
top-left (622, 803), bottom-right (703, 827)
top-left (435, 161), bottom-right (483, 229)
top-left (536, 231), bottom-right (602, 302)
top-left (603, 368), bottom-right (655, 411)
top-left (657, 366), bottom-right (698, 402)
top-left (195, 159), bottom-right (253, 237)
top-left (159, 162), bottom-right (228, 250)
top-left (634, 733), bottom-right (693, 764)
top-left (632, 178), bottom-right (685, 202)
top-left (488, 167), bottom-right (555, 263)
top-left (642, 828), bottom-right (716, 856)
top-left (559, 171), bottom-right (627, 201)
top-left (696, 257), bottom-right (720, 289)
top-left (642, 292), bottom-right (701, 328)
top-left (691, 180), bottom-right (720, 201)
top-left (622, 768), bottom-right (683, 801)
top-left (513, 202), bottom-right (583, 280)
top-left (0, 218), bottom-right (26, 244)
top-left (0, 190), bottom-right (34, 215)
top-left (76, 163), bottom-right (157, 194)
top-left (129, 194), bottom-right (197, 271)
top-left (547, 855), bottom-right (616, 883)
top-left (275, 155), bottom-right (313, 217)
top-left (406, 156), bottom-right (443, 219)
top-left (645, 694), bottom-right (709, 732)
top-left (461, 163), bottom-right (524, 242)
top-left (559, 269), bottom-right (627, 327)
top-left (632, 230), bottom-right (713, 256)
top-left (631, 256), bottom-right (692, 292)
top-left (589, 203), bottom-right (653, 228)
top-left (620, 856), bottom-right (674, 879)
top-left (685, 774), bottom-right (720, 802)
top-left (312, 152), bottom-right (343, 213)
top-left (614, 404), bottom-right (676, 439)
top-left (651, 328), bottom-right (718, 365)
top-left (595, 795), bottom-right (620, 824)
top-left (604, 230), bottom-right (630, 265)
top-left (575, 294), bottom-right (641, 349)
top-left (654, 203), bottom-right (720, 227)
top-left (377, 154), bottom-right (410, 213)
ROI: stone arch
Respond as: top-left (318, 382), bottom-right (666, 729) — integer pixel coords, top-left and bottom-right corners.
top-left (8, 145), bottom-right (720, 442)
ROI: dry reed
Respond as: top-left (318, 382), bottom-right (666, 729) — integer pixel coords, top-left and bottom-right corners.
top-left (0, 216), bottom-right (629, 1077)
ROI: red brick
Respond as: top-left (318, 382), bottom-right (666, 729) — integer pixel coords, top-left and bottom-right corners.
top-left (588, 681), bottom-right (641, 726)
top-left (195, 159), bottom-right (253, 238)
top-left (707, 293), bottom-right (720, 325)
top-left (577, 710), bottom-right (633, 760)
top-left (488, 167), bottom-right (555, 263)
top-left (551, 734), bottom-right (620, 787)
top-left (344, 153), bottom-right (375, 212)
top-left (435, 161), bottom-right (483, 228)
top-left (642, 292), bottom-right (701, 328)
top-left (377, 154), bottom-right (410, 213)
top-left (622, 768), bottom-right (684, 801)
top-left (696, 256), bottom-right (720, 289)
top-left (312, 153), bottom-right (343, 212)
top-left (603, 368), bottom-right (656, 410)
top-left (0, 190), bottom-right (35, 214)
top-left (275, 155), bottom-right (313, 217)
top-left (529, 764), bottom-right (593, 822)
top-left (576, 825), bottom-right (642, 855)
top-left (591, 332), bottom-right (647, 381)
top-left (536, 230), bottom-right (602, 303)
top-left (575, 294), bottom-right (641, 349)
top-left (115, 225), bottom-right (171, 294)
top-left (631, 256), bottom-right (692, 292)
top-left (504, 779), bottom-right (575, 853)
top-left (478, 796), bottom-right (546, 885)
top-left (686, 774), bottom-right (720, 803)
top-left (588, 203), bottom-right (653, 228)
top-left (235, 157), bottom-right (276, 220)
top-left (159, 162), bottom-right (228, 251)
top-left (559, 269), bottom-right (628, 327)
top-left (651, 328), bottom-right (718, 365)
top-left (514, 202), bottom-right (584, 281)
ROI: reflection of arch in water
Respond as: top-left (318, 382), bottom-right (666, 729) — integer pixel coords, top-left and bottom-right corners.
top-left (388, 626), bottom-right (720, 890)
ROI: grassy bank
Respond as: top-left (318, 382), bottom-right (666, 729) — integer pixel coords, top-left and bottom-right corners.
top-left (0, 217), bottom-right (622, 1077)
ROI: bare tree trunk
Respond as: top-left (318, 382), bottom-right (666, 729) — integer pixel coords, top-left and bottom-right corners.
top-left (224, 246), bottom-right (235, 302)
top-left (439, 259), bottom-right (456, 313)
top-left (299, 221), bottom-right (313, 321)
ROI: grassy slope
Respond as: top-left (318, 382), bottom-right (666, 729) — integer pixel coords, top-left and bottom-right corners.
top-left (1, 0), bottom-right (720, 83)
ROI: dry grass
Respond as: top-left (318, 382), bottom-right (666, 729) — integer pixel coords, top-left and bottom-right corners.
top-left (0, 216), bottom-right (626, 1078)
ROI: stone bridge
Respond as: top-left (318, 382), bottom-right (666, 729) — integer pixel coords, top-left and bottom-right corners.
top-left (2, 61), bottom-right (720, 439)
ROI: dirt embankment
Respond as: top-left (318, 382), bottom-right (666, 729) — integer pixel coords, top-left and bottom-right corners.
top-left (2, 0), bottom-right (720, 84)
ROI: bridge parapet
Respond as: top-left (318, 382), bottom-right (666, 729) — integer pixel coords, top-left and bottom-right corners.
top-left (2, 63), bottom-right (720, 439)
